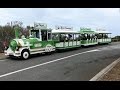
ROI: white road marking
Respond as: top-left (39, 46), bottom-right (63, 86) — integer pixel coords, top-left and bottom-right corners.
top-left (0, 49), bottom-right (100, 78)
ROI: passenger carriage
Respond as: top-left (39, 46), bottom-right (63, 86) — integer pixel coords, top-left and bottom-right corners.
top-left (52, 26), bottom-right (81, 50)
top-left (80, 28), bottom-right (98, 46)
top-left (95, 29), bottom-right (111, 44)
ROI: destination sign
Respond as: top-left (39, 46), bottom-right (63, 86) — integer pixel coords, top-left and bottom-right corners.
top-left (34, 23), bottom-right (47, 29)
top-left (80, 27), bottom-right (91, 31)
top-left (55, 26), bottom-right (73, 30)
top-left (96, 29), bottom-right (106, 31)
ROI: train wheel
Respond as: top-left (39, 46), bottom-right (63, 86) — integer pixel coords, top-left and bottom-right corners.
top-left (21, 50), bottom-right (30, 60)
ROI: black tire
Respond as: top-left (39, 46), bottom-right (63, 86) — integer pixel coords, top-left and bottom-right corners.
top-left (21, 50), bottom-right (30, 60)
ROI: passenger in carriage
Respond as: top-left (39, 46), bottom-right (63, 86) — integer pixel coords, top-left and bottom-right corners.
top-left (81, 34), bottom-right (87, 40)
top-left (87, 34), bottom-right (90, 40)
top-left (60, 34), bottom-right (66, 42)
top-left (68, 34), bottom-right (72, 41)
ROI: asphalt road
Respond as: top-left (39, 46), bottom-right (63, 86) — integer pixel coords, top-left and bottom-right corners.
top-left (0, 42), bottom-right (120, 81)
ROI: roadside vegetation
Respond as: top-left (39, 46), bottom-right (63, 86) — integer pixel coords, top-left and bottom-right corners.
top-left (112, 36), bottom-right (120, 42)
top-left (0, 21), bottom-right (29, 53)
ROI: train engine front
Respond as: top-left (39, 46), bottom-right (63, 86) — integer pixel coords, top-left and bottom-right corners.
top-left (4, 26), bottom-right (31, 59)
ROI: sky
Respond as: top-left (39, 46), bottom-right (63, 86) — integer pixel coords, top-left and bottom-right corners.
top-left (0, 8), bottom-right (120, 37)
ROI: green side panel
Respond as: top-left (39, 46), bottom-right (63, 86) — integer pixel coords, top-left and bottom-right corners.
top-left (56, 45), bottom-right (80, 50)
top-left (80, 28), bottom-right (97, 34)
top-left (22, 38), bottom-right (55, 49)
top-left (81, 40), bottom-right (87, 44)
top-left (81, 40), bottom-right (98, 45)
top-left (55, 41), bottom-right (81, 50)
top-left (35, 41), bottom-right (55, 49)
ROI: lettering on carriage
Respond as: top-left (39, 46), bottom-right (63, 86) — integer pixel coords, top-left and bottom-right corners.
top-left (55, 25), bottom-right (73, 30)
top-left (34, 43), bottom-right (42, 47)
top-left (34, 23), bottom-right (47, 29)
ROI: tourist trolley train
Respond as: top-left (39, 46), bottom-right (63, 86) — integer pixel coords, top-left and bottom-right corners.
top-left (4, 23), bottom-right (112, 60)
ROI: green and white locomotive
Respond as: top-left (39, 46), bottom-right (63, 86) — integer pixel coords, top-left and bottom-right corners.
top-left (5, 23), bottom-right (56, 59)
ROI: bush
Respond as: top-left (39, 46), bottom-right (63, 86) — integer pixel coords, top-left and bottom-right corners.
top-left (0, 25), bottom-right (29, 53)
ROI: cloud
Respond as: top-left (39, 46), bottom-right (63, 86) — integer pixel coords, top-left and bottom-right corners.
top-left (0, 8), bottom-right (120, 37)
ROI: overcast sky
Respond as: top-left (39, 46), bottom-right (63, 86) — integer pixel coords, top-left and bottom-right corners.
top-left (0, 8), bottom-right (120, 37)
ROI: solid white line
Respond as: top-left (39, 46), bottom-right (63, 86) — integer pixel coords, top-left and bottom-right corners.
top-left (89, 57), bottom-right (120, 81)
top-left (0, 49), bottom-right (100, 78)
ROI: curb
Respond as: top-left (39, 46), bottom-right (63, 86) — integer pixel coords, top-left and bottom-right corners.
top-left (89, 57), bottom-right (120, 81)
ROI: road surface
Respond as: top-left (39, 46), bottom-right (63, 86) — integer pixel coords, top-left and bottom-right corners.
top-left (0, 42), bottom-right (120, 81)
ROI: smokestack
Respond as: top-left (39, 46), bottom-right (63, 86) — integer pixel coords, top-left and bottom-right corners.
top-left (14, 26), bottom-right (20, 39)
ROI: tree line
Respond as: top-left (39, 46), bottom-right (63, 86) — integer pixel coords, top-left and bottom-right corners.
top-left (0, 22), bottom-right (29, 53)
top-left (112, 36), bottom-right (120, 42)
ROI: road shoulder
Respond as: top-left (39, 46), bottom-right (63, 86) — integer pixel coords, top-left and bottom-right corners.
top-left (90, 57), bottom-right (120, 81)
top-left (0, 53), bottom-right (6, 60)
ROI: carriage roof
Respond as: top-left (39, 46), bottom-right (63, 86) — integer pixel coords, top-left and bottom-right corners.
top-left (80, 30), bottom-right (97, 34)
top-left (94, 30), bottom-right (111, 34)
top-left (52, 29), bottom-right (80, 34)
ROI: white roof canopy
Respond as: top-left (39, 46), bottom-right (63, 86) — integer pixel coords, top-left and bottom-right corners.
top-left (52, 29), bottom-right (79, 34)
top-left (94, 29), bottom-right (111, 34)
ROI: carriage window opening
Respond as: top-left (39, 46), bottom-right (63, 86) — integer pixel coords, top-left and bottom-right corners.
top-left (52, 34), bottom-right (59, 41)
top-left (75, 34), bottom-right (77, 40)
top-left (87, 34), bottom-right (90, 40)
top-left (72, 34), bottom-right (75, 41)
top-left (104, 34), bottom-right (108, 38)
top-left (74, 34), bottom-right (77, 40)
top-left (78, 34), bottom-right (81, 40)
top-left (48, 31), bottom-right (52, 40)
top-left (94, 34), bottom-right (97, 39)
top-left (98, 34), bottom-right (102, 39)
top-left (68, 34), bottom-right (73, 41)
top-left (89, 34), bottom-right (92, 40)
top-left (60, 34), bottom-right (66, 42)
top-left (93, 34), bottom-right (95, 39)
top-left (81, 34), bottom-right (87, 40)
top-left (41, 30), bottom-right (47, 41)
top-left (108, 34), bottom-right (111, 38)
top-left (31, 30), bottom-right (40, 38)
